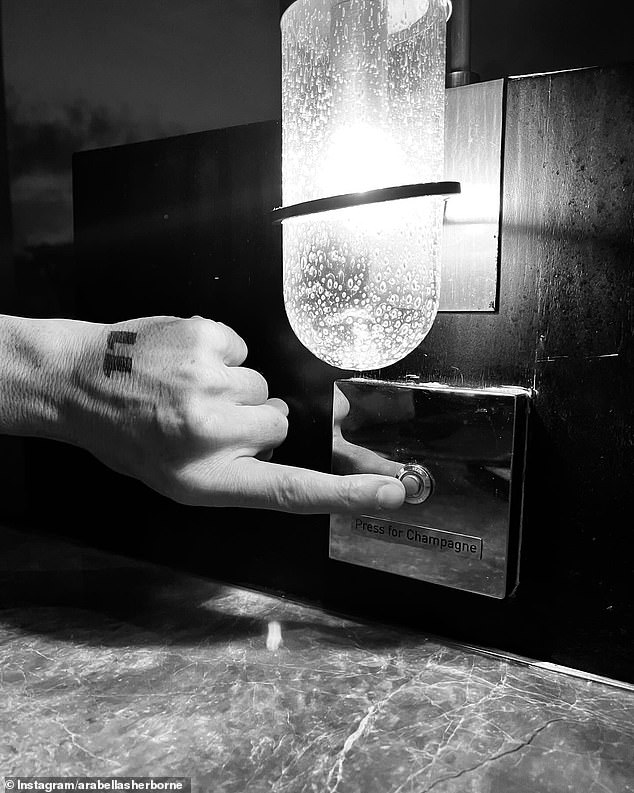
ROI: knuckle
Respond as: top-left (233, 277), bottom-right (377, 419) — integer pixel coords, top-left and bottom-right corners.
top-left (337, 475), bottom-right (364, 506)
top-left (216, 320), bottom-right (247, 351)
top-left (171, 316), bottom-right (213, 358)
top-left (184, 315), bottom-right (225, 349)
top-left (183, 315), bottom-right (207, 335)
top-left (188, 314), bottom-right (209, 326)
top-left (274, 473), bottom-right (305, 512)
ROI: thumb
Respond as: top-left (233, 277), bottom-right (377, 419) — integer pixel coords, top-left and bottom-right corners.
top-left (220, 458), bottom-right (406, 515)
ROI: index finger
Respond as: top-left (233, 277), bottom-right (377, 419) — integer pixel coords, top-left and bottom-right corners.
top-left (219, 458), bottom-right (406, 514)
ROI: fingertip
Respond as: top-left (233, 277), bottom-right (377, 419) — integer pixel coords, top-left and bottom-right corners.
top-left (376, 480), bottom-right (406, 510)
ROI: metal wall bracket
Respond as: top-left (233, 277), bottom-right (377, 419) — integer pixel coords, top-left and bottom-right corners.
top-left (441, 78), bottom-right (504, 311)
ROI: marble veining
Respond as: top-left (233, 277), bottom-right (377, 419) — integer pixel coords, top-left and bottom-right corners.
top-left (1, 526), bottom-right (633, 792)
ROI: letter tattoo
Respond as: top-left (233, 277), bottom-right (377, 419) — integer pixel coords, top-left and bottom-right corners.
top-left (103, 330), bottom-right (138, 377)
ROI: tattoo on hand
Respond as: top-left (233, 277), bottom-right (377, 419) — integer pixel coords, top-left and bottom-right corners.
top-left (103, 330), bottom-right (138, 378)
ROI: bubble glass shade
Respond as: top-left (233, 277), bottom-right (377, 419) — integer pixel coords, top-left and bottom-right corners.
top-left (281, 0), bottom-right (448, 370)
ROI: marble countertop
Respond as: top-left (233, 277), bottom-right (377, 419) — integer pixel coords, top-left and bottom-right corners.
top-left (1, 525), bottom-right (633, 793)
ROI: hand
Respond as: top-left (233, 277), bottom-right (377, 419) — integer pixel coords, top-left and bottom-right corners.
top-left (62, 315), bottom-right (406, 514)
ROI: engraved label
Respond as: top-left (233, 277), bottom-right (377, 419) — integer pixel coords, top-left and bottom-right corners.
top-left (352, 516), bottom-right (482, 560)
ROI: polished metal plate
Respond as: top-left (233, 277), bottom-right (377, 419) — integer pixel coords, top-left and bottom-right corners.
top-left (441, 78), bottom-right (504, 312)
top-left (330, 379), bottom-right (530, 598)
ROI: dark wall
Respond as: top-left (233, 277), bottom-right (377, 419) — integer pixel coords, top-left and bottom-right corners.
top-left (386, 64), bottom-right (634, 679)
top-left (27, 64), bottom-right (633, 682)
top-left (0, 7), bottom-right (26, 520)
top-left (0, 6), bottom-right (14, 306)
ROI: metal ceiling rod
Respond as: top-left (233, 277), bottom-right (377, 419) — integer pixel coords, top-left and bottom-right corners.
top-left (447, 0), bottom-right (478, 87)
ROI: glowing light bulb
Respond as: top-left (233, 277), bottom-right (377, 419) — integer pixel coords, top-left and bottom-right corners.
top-left (281, 0), bottom-right (448, 370)
top-left (320, 123), bottom-right (410, 197)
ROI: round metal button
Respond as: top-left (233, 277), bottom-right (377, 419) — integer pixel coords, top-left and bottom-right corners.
top-left (397, 464), bottom-right (434, 504)
top-left (401, 473), bottom-right (424, 499)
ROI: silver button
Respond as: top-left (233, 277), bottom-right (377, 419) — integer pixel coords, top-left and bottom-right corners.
top-left (397, 464), bottom-right (434, 504)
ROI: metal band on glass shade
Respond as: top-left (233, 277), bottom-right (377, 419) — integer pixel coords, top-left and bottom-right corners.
top-left (272, 181), bottom-right (460, 224)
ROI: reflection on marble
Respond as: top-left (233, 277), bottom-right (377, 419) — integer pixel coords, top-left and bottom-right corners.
top-left (1, 526), bottom-right (633, 792)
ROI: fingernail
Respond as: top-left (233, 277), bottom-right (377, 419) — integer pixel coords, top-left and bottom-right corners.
top-left (376, 481), bottom-right (405, 510)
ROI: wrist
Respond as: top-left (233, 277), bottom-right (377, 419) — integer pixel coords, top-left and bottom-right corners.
top-left (0, 315), bottom-right (106, 442)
